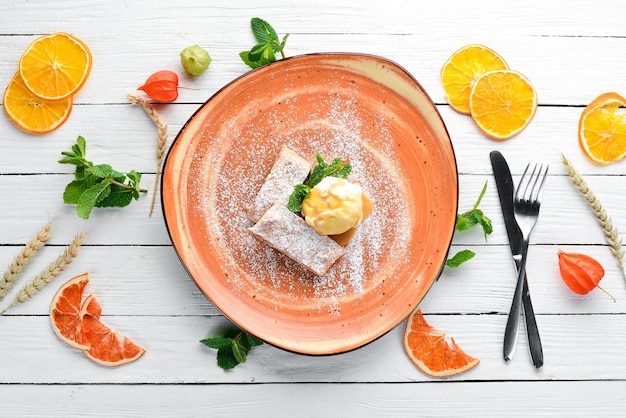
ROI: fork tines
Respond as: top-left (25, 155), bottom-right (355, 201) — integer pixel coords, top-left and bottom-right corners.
top-left (516, 163), bottom-right (549, 203)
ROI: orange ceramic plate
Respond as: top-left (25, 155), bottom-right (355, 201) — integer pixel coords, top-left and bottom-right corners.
top-left (162, 54), bottom-right (458, 355)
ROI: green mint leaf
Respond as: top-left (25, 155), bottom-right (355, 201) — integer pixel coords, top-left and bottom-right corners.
top-left (76, 135), bottom-right (87, 157)
top-left (241, 18), bottom-right (288, 69)
top-left (308, 154), bottom-right (352, 187)
top-left (223, 328), bottom-right (241, 339)
top-left (454, 215), bottom-right (469, 231)
top-left (111, 170), bottom-right (126, 183)
top-left (77, 181), bottom-right (111, 219)
top-left (60, 150), bottom-right (78, 158)
top-left (324, 158), bottom-right (352, 179)
top-left (476, 212), bottom-right (493, 240)
top-left (126, 170), bottom-right (141, 185)
top-left (245, 333), bottom-right (263, 347)
top-left (201, 328), bottom-right (263, 370)
top-left (58, 156), bottom-right (85, 166)
top-left (63, 175), bottom-right (98, 204)
top-left (59, 136), bottom-right (145, 218)
top-left (87, 164), bottom-right (114, 179)
top-left (455, 182), bottom-right (493, 240)
top-left (248, 42), bottom-right (276, 66)
top-left (231, 340), bottom-right (248, 364)
top-left (456, 211), bottom-right (481, 231)
top-left (308, 161), bottom-right (328, 187)
top-left (287, 184), bottom-right (311, 212)
top-left (95, 188), bottom-right (134, 208)
top-left (239, 51), bottom-right (263, 69)
top-left (200, 337), bottom-right (233, 350)
top-left (462, 210), bottom-right (492, 240)
top-left (216, 347), bottom-right (239, 370)
top-left (251, 17), bottom-right (279, 43)
top-left (126, 170), bottom-right (143, 198)
top-left (75, 166), bottom-right (86, 179)
top-left (446, 249), bottom-right (476, 268)
top-left (288, 152), bottom-right (353, 213)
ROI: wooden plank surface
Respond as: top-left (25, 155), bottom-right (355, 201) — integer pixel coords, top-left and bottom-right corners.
top-left (2, 0), bottom-right (626, 416)
top-left (1, 381), bottom-right (625, 417)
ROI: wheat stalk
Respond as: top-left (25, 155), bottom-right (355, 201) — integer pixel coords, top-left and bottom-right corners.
top-left (1, 231), bottom-right (87, 314)
top-left (127, 93), bottom-right (168, 216)
top-left (0, 221), bottom-right (52, 300)
top-left (561, 154), bottom-right (626, 282)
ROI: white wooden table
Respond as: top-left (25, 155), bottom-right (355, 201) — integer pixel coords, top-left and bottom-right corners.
top-left (2, 1), bottom-right (626, 416)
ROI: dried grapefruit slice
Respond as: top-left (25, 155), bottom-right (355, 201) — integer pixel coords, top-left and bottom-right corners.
top-left (79, 294), bottom-right (145, 367)
top-left (469, 69), bottom-right (537, 140)
top-left (441, 44), bottom-right (509, 114)
top-left (49, 273), bottom-right (90, 350)
top-left (19, 32), bottom-right (92, 100)
top-left (578, 92), bottom-right (626, 165)
top-left (3, 72), bottom-right (73, 134)
top-left (403, 308), bottom-right (479, 378)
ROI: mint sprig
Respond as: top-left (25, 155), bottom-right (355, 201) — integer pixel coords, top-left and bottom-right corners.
top-left (287, 153), bottom-right (352, 212)
top-left (455, 180), bottom-right (493, 239)
top-left (59, 136), bottom-right (145, 219)
top-left (445, 181), bottom-right (493, 268)
top-left (200, 328), bottom-right (263, 370)
top-left (240, 17), bottom-right (289, 69)
top-left (445, 249), bottom-right (476, 268)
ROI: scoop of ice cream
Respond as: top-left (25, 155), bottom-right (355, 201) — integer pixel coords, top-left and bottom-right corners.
top-left (302, 177), bottom-right (364, 236)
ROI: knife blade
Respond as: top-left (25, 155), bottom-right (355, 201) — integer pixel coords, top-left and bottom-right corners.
top-left (490, 150), bottom-right (544, 368)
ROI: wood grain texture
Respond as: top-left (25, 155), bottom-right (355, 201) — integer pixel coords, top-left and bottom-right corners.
top-left (1, 0), bottom-right (626, 415)
top-left (1, 314), bottom-right (626, 384)
top-left (0, 381), bottom-right (624, 417)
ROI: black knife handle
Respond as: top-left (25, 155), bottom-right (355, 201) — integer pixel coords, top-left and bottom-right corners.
top-left (522, 275), bottom-right (543, 369)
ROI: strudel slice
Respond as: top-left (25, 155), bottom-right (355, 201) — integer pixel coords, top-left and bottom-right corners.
top-left (248, 203), bottom-right (345, 276)
top-left (247, 146), bottom-right (311, 223)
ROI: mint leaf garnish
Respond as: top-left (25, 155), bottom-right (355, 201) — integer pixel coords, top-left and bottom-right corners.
top-left (454, 181), bottom-right (492, 240)
top-left (445, 249), bottom-right (476, 268)
top-left (200, 327), bottom-right (263, 370)
top-left (63, 176), bottom-right (98, 204)
top-left (77, 181), bottom-right (111, 219)
top-left (287, 153), bottom-right (352, 213)
top-left (446, 181), bottom-right (493, 268)
top-left (240, 18), bottom-right (289, 68)
top-left (287, 184), bottom-right (311, 212)
top-left (59, 136), bottom-right (146, 219)
top-left (96, 187), bottom-right (135, 208)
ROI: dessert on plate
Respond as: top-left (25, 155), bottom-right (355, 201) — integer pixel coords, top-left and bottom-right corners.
top-left (247, 147), bottom-right (373, 276)
top-left (247, 146), bottom-right (311, 223)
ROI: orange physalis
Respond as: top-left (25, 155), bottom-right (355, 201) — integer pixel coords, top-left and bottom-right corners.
top-left (557, 250), bottom-right (614, 301)
top-left (137, 70), bottom-right (179, 102)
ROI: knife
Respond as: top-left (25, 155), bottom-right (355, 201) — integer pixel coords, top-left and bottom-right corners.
top-left (490, 150), bottom-right (544, 369)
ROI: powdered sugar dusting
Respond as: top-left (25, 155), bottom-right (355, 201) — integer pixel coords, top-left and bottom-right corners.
top-left (188, 72), bottom-right (413, 317)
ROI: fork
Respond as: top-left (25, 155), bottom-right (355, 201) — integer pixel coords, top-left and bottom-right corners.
top-left (503, 163), bottom-right (549, 363)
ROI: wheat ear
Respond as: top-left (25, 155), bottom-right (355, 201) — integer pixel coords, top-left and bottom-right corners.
top-left (127, 93), bottom-right (168, 216)
top-left (561, 154), bottom-right (626, 281)
top-left (2, 231), bottom-right (87, 314)
top-left (0, 221), bottom-right (52, 300)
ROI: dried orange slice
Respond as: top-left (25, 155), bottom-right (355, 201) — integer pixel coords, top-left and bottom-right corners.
top-left (3, 72), bottom-right (73, 134)
top-left (403, 308), bottom-right (479, 378)
top-left (578, 92), bottom-right (626, 165)
top-left (19, 32), bottom-right (92, 101)
top-left (469, 69), bottom-right (537, 140)
top-left (441, 44), bottom-right (509, 114)
top-left (79, 294), bottom-right (146, 367)
top-left (50, 273), bottom-right (90, 350)
top-left (50, 273), bottom-right (145, 367)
